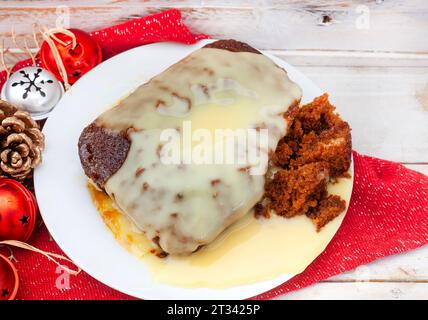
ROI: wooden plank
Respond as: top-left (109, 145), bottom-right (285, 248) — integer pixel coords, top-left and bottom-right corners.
top-left (271, 50), bottom-right (428, 67)
top-left (296, 66), bottom-right (428, 162)
top-left (330, 245), bottom-right (428, 282)
top-left (404, 164), bottom-right (428, 175)
top-left (0, 0), bottom-right (427, 53)
top-left (276, 282), bottom-right (428, 299)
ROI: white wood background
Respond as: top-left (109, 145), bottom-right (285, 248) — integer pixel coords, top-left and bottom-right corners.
top-left (1, 0), bottom-right (427, 300)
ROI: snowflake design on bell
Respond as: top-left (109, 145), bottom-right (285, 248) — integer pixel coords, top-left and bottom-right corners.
top-left (1, 66), bottom-right (64, 120)
top-left (12, 68), bottom-right (54, 99)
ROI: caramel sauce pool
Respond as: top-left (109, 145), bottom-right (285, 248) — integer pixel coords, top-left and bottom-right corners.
top-left (88, 173), bottom-right (352, 289)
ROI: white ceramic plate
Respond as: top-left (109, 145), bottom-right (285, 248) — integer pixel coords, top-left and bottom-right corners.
top-left (34, 39), bottom-right (351, 300)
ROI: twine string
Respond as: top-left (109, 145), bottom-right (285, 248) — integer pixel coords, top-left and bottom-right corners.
top-left (0, 244), bottom-right (17, 262)
top-left (46, 28), bottom-right (77, 49)
top-left (39, 26), bottom-right (77, 91)
top-left (0, 240), bottom-right (81, 276)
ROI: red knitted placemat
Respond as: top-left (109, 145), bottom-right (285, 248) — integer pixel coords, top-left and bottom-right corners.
top-left (5, 151), bottom-right (427, 300)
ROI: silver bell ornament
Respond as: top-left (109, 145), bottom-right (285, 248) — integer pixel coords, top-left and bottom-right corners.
top-left (1, 66), bottom-right (64, 120)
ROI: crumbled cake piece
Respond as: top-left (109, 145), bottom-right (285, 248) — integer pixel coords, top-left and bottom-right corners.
top-left (292, 93), bottom-right (344, 136)
top-left (295, 121), bottom-right (351, 179)
top-left (306, 195), bottom-right (346, 231)
top-left (266, 162), bottom-right (330, 218)
top-left (272, 139), bottom-right (294, 168)
top-left (258, 93), bottom-right (351, 230)
top-left (273, 93), bottom-right (352, 179)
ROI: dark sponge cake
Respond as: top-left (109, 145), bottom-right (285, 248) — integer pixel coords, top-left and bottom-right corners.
top-left (266, 162), bottom-right (331, 218)
top-left (273, 94), bottom-right (352, 179)
top-left (78, 123), bottom-right (130, 189)
top-left (78, 40), bottom-right (263, 189)
top-left (204, 39), bottom-right (261, 54)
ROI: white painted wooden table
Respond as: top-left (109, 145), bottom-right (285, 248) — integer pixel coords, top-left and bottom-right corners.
top-left (1, 0), bottom-right (427, 300)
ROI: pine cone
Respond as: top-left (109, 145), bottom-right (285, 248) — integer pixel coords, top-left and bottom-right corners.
top-left (0, 100), bottom-right (45, 181)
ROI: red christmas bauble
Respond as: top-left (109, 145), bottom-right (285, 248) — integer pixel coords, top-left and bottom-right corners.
top-left (40, 28), bottom-right (102, 84)
top-left (0, 178), bottom-right (38, 242)
top-left (0, 254), bottom-right (19, 300)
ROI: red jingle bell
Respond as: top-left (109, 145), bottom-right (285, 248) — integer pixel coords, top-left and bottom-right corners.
top-left (40, 28), bottom-right (102, 84)
top-left (0, 178), bottom-right (38, 242)
top-left (0, 254), bottom-right (19, 300)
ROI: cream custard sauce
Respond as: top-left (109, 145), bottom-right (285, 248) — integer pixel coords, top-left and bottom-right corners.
top-left (94, 47), bottom-right (302, 254)
top-left (88, 172), bottom-right (352, 288)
